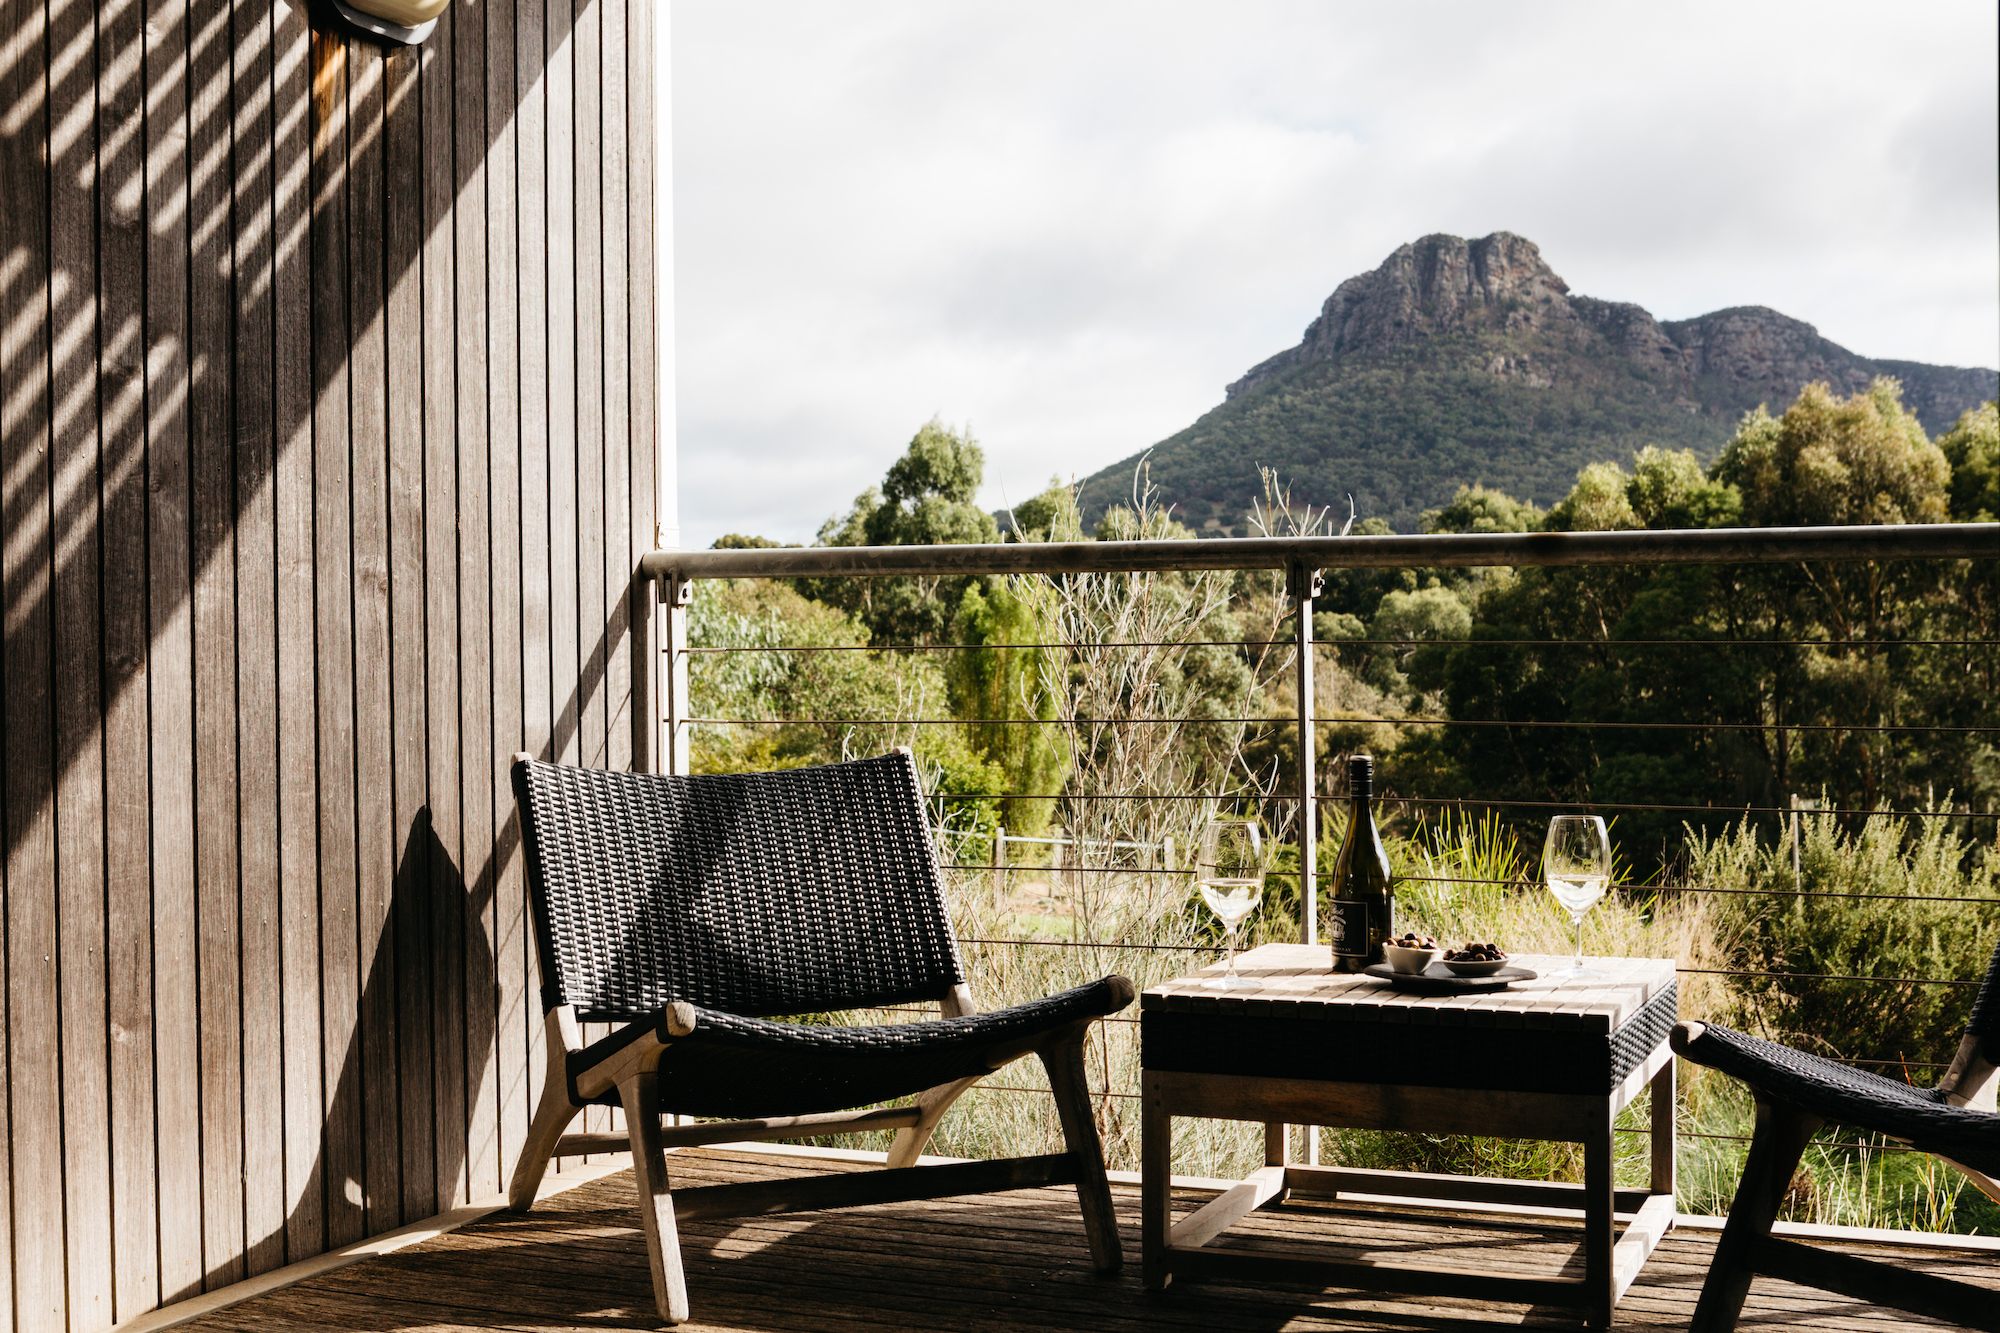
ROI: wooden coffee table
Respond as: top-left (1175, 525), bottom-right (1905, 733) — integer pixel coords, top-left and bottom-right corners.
top-left (1141, 943), bottom-right (1678, 1328)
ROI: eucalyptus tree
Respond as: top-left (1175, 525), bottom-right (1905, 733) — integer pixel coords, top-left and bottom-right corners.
top-left (1401, 380), bottom-right (1983, 865)
top-left (805, 417), bottom-right (1001, 645)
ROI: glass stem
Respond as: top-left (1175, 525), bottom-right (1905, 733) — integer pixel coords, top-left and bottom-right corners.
top-left (1573, 914), bottom-right (1584, 970)
top-left (1224, 926), bottom-right (1238, 976)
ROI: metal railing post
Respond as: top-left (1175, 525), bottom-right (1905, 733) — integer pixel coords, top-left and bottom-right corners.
top-left (994, 824), bottom-right (1007, 910)
top-left (662, 574), bottom-right (693, 776)
top-left (634, 572), bottom-right (661, 772)
top-left (1800, 788), bottom-right (1816, 880)
top-left (1790, 793), bottom-right (1819, 883)
top-left (1289, 558), bottom-right (1322, 1169)
top-left (1290, 560), bottom-right (1321, 947)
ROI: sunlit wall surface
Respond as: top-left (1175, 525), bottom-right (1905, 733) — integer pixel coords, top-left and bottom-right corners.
top-left (0, 0), bottom-right (663, 1326)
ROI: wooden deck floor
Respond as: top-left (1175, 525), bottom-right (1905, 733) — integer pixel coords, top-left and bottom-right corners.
top-left (174, 1149), bottom-right (1994, 1332)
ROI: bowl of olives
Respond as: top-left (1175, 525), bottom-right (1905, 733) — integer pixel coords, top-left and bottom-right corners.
top-left (1384, 932), bottom-right (1441, 975)
top-left (1442, 942), bottom-right (1509, 977)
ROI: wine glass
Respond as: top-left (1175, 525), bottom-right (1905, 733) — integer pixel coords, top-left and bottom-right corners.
top-left (1543, 815), bottom-right (1611, 981)
top-left (1197, 817), bottom-right (1265, 990)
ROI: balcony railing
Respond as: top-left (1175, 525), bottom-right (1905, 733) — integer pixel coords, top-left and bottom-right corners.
top-left (638, 521), bottom-right (2000, 1237)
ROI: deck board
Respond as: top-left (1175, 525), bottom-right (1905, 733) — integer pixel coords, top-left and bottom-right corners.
top-left (163, 1149), bottom-right (1997, 1333)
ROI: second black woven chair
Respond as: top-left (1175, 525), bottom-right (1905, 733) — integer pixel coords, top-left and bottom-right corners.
top-left (506, 749), bottom-right (1134, 1326)
top-left (1670, 938), bottom-right (2000, 1332)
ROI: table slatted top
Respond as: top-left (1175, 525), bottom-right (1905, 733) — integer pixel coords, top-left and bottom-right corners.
top-left (1141, 943), bottom-right (1675, 1035)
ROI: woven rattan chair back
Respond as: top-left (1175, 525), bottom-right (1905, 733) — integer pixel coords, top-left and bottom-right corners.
top-left (513, 750), bottom-right (966, 1022)
top-left (1972, 937), bottom-right (2000, 1051)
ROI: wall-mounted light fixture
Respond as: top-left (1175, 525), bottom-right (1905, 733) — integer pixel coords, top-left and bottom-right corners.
top-left (320, 0), bottom-right (451, 46)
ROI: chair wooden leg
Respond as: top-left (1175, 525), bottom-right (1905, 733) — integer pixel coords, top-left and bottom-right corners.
top-left (619, 1071), bottom-right (691, 1326)
top-left (507, 1071), bottom-right (582, 1210)
top-left (1943, 1154), bottom-right (2000, 1206)
top-left (1689, 1094), bottom-right (1823, 1333)
top-left (885, 1074), bottom-right (981, 1169)
top-left (1040, 1028), bottom-right (1123, 1273)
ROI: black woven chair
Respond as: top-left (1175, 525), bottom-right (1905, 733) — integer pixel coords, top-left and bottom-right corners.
top-left (506, 749), bottom-right (1133, 1325)
top-left (1670, 939), bottom-right (2000, 1332)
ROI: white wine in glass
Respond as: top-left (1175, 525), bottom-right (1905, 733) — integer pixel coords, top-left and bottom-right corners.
top-left (1543, 814), bottom-right (1611, 981)
top-left (1198, 817), bottom-right (1265, 991)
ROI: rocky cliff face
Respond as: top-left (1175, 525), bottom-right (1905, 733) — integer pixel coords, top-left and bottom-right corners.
top-left (1658, 306), bottom-right (1997, 430)
top-left (1872, 360), bottom-right (2000, 433)
top-left (1571, 296), bottom-right (1686, 379)
top-left (1229, 232), bottom-right (1584, 396)
top-left (1662, 306), bottom-right (1882, 415)
top-left (1224, 232), bottom-right (1997, 433)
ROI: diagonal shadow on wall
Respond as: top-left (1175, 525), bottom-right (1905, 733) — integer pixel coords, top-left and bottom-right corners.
top-left (1, 0), bottom-right (657, 1320)
top-left (2, 0), bottom-right (614, 803)
top-left (305, 804), bottom-right (498, 1254)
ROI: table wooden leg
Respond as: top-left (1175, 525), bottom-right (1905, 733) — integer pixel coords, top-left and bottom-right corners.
top-left (1651, 1055), bottom-right (1676, 1202)
top-left (1264, 1120), bottom-right (1290, 1205)
top-left (1584, 1107), bottom-right (1615, 1330)
top-left (1143, 1071), bottom-right (1172, 1290)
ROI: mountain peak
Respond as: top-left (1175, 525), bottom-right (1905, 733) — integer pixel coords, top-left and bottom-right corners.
top-left (1078, 232), bottom-right (1997, 533)
top-left (1229, 231), bottom-right (1578, 397)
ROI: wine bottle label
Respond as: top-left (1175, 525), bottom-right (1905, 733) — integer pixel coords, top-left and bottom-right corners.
top-left (1328, 898), bottom-right (1372, 958)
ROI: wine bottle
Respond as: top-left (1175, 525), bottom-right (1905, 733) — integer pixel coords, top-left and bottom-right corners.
top-left (1327, 753), bottom-right (1394, 972)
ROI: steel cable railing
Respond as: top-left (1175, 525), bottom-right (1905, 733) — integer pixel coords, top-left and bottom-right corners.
top-left (656, 523), bottom-right (2000, 1227)
top-left (690, 696), bottom-right (1996, 977)
top-left (688, 637), bottom-right (2000, 650)
top-left (946, 863), bottom-right (2000, 906)
top-left (933, 790), bottom-right (1993, 823)
top-left (857, 1079), bottom-right (1930, 1156)
top-left (954, 933), bottom-right (1986, 984)
top-left (687, 713), bottom-right (2000, 734)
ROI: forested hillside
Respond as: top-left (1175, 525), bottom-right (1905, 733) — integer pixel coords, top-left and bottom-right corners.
top-left (1073, 232), bottom-right (1998, 532)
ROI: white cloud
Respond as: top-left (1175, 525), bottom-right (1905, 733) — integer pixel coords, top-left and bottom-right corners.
top-left (671, 0), bottom-right (1999, 547)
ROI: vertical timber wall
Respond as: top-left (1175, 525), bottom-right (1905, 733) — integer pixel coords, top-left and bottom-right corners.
top-left (0, 0), bottom-right (661, 1325)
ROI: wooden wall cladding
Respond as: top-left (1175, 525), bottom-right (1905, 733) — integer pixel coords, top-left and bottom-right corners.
top-left (0, 0), bottom-right (659, 1325)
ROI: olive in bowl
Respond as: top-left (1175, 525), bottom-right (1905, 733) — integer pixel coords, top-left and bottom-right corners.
top-left (1383, 931), bottom-right (1441, 975)
top-left (1442, 941), bottom-right (1509, 977)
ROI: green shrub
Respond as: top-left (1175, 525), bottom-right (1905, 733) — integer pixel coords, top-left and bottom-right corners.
top-left (1686, 807), bottom-right (1999, 1066)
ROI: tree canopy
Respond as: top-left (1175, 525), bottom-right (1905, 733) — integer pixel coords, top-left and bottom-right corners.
top-left (805, 417), bottom-right (1001, 644)
top-left (1388, 380), bottom-right (1993, 863)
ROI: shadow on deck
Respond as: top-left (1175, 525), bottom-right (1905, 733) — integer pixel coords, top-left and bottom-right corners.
top-left (170, 1148), bottom-right (1995, 1331)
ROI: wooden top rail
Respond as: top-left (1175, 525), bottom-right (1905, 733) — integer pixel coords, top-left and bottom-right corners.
top-left (640, 522), bottom-right (2000, 582)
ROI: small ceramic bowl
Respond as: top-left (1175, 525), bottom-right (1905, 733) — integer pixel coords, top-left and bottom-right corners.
top-left (1384, 942), bottom-right (1441, 975)
top-left (1442, 955), bottom-right (1508, 977)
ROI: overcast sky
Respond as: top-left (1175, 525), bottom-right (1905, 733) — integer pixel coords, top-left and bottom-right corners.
top-left (669, 1), bottom-right (1999, 548)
